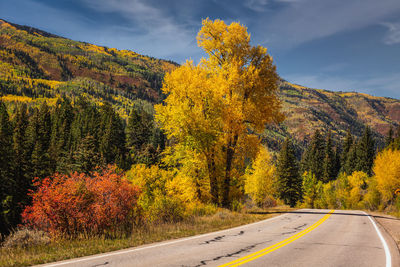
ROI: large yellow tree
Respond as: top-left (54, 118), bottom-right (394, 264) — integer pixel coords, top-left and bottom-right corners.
top-left (155, 19), bottom-right (283, 207)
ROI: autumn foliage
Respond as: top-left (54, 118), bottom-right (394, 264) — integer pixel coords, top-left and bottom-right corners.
top-left (22, 166), bottom-right (141, 237)
top-left (374, 149), bottom-right (400, 205)
top-left (155, 18), bottom-right (283, 207)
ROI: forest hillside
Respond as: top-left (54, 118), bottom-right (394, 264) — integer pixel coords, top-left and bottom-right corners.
top-left (1, 18), bottom-right (399, 151)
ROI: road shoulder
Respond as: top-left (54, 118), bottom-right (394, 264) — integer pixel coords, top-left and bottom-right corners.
top-left (369, 211), bottom-right (400, 267)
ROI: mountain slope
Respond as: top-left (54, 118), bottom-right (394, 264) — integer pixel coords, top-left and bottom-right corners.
top-left (270, 81), bottom-right (400, 149)
top-left (0, 18), bottom-right (177, 118)
top-left (0, 19), bottom-right (399, 149)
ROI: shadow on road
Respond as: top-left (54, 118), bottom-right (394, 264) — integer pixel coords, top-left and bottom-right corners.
top-left (249, 210), bottom-right (400, 221)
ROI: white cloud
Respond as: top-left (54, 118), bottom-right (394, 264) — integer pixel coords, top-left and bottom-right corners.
top-left (244, 0), bottom-right (300, 12)
top-left (260, 0), bottom-right (400, 49)
top-left (244, 0), bottom-right (269, 12)
top-left (382, 22), bottom-right (400, 45)
top-left (82, 0), bottom-right (199, 60)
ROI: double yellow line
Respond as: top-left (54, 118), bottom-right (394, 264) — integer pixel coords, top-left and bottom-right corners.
top-left (220, 210), bottom-right (335, 267)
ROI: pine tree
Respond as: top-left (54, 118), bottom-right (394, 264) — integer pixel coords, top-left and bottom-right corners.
top-left (302, 129), bottom-right (325, 180)
top-left (355, 126), bottom-right (375, 176)
top-left (385, 126), bottom-right (394, 148)
top-left (334, 146), bottom-right (341, 178)
top-left (28, 102), bottom-right (52, 179)
top-left (344, 143), bottom-right (358, 175)
top-left (50, 98), bottom-right (74, 172)
top-left (390, 126), bottom-right (400, 150)
top-left (11, 104), bottom-right (32, 225)
top-left (277, 138), bottom-right (302, 207)
top-left (341, 129), bottom-right (353, 168)
top-left (0, 101), bottom-right (15, 234)
top-left (72, 134), bottom-right (101, 174)
top-left (70, 98), bottom-right (100, 151)
top-left (322, 131), bottom-right (336, 182)
top-left (99, 103), bottom-right (127, 168)
top-left (126, 106), bottom-right (152, 152)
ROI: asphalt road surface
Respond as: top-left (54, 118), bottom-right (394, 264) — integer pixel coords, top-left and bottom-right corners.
top-left (40, 209), bottom-right (398, 267)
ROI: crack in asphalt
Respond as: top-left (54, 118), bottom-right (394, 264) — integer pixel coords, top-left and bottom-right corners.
top-left (191, 241), bottom-right (270, 267)
top-left (201, 231), bottom-right (245, 245)
top-left (282, 223), bottom-right (307, 235)
top-left (280, 214), bottom-right (302, 222)
top-left (91, 262), bottom-right (109, 267)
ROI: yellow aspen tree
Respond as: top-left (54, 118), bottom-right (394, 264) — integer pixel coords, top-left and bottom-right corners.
top-left (244, 146), bottom-right (277, 207)
top-left (373, 149), bottom-right (400, 204)
top-left (347, 171), bottom-right (369, 209)
top-left (155, 19), bottom-right (283, 207)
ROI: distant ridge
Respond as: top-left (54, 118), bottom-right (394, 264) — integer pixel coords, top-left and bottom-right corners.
top-left (0, 18), bottom-right (399, 151)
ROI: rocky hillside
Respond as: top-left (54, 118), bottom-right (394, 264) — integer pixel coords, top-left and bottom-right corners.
top-left (1, 18), bottom-right (399, 149)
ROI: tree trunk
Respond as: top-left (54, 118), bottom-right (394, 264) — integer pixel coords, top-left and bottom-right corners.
top-left (207, 153), bottom-right (219, 205)
top-left (222, 134), bottom-right (238, 208)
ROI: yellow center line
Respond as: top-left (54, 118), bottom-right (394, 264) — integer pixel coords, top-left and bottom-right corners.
top-left (219, 210), bottom-right (335, 267)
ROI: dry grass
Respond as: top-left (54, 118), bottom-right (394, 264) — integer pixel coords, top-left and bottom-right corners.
top-left (2, 228), bottom-right (50, 248)
top-left (0, 207), bottom-right (292, 267)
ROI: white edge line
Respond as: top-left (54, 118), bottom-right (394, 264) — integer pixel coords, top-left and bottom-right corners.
top-left (39, 210), bottom-right (296, 266)
top-left (363, 211), bottom-right (392, 267)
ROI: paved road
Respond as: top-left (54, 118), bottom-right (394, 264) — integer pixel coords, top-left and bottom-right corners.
top-left (40, 209), bottom-right (397, 267)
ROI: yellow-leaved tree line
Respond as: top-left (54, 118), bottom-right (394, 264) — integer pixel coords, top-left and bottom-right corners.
top-left (301, 148), bottom-right (400, 212)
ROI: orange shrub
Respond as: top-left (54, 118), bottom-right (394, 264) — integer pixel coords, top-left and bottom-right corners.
top-left (22, 166), bottom-right (141, 237)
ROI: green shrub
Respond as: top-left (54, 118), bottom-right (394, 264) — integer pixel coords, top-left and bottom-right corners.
top-left (147, 196), bottom-right (186, 223)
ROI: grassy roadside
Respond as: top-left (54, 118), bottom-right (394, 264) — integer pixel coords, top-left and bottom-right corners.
top-left (0, 207), bottom-right (292, 267)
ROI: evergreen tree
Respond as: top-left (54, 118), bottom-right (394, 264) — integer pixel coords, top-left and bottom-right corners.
top-left (0, 101), bottom-right (15, 234)
top-left (390, 126), bottom-right (400, 150)
top-left (355, 126), bottom-right (375, 175)
top-left (28, 102), bottom-right (52, 179)
top-left (50, 98), bottom-right (74, 172)
top-left (70, 98), bottom-right (100, 151)
top-left (341, 129), bottom-right (353, 167)
top-left (344, 143), bottom-right (357, 175)
top-left (385, 126), bottom-right (394, 148)
top-left (72, 134), bottom-right (101, 174)
top-left (277, 138), bottom-right (302, 207)
top-left (99, 103), bottom-right (127, 168)
top-left (11, 104), bottom-right (32, 225)
top-left (126, 106), bottom-right (152, 152)
top-left (334, 146), bottom-right (341, 178)
top-left (322, 131), bottom-right (336, 182)
top-left (302, 129), bottom-right (325, 180)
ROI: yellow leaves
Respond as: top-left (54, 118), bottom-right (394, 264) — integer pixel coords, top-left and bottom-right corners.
top-left (126, 162), bottom-right (202, 208)
top-left (374, 149), bottom-right (400, 204)
top-left (156, 19), bottom-right (283, 205)
top-left (155, 61), bottom-right (222, 148)
top-left (197, 18), bottom-right (250, 66)
top-left (348, 171), bottom-right (368, 189)
top-left (244, 146), bottom-right (277, 206)
top-left (163, 144), bottom-right (212, 203)
top-left (1, 95), bottom-right (33, 103)
top-left (78, 43), bottom-right (109, 55)
top-left (166, 173), bottom-right (197, 205)
top-left (347, 171), bottom-right (369, 209)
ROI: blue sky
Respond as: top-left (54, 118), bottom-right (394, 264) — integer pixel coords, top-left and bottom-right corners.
top-left (1, 0), bottom-right (400, 99)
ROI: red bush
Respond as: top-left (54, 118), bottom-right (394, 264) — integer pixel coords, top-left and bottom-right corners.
top-left (22, 166), bottom-right (141, 237)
